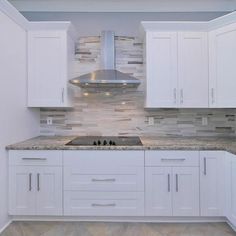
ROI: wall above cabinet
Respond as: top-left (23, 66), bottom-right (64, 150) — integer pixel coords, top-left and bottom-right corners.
top-left (8, 0), bottom-right (236, 12)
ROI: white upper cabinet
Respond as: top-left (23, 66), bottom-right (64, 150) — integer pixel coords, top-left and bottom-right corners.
top-left (28, 24), bottom-right (76, 108)
top-left (144, 30), bottom-right (208, 108)
top-left (209, 23), bottom-right (236, 108)
top-left (178, 32), bottom-right (208, 108)
top-left (146, 32), bottom-right (178, 108)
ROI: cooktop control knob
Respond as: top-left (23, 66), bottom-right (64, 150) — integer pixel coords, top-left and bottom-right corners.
top-left (109, 140), bottom-right (113, 145)
top-left (112, 141), bottom-right (116, 146)
top-left (103, 140), bottom-right (107, 145)
top-left (93, 141), bottom-right (97, 145)
top-left (97, 140), bottom-right (101, 145)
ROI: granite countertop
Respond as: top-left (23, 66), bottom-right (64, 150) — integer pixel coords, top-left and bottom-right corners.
top-left (5, 136), bottom-right (236, 155)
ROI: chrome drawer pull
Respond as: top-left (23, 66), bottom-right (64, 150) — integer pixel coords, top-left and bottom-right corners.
top-left (37, 173), bottom-right (40, 191)
top-left (29, 173), bottom-right (32, 191)
top-left (167, 173), bottom-right (170, 192)
top-left (91, 178), bottom-right (116, 182)
top-left (91, 203), bottom-right (116, 207)
top-left (161, 158), bottom-right (186, 161)
top-left (22, 158), bottom-right (47, 161)
top-left (204, 157), bottom-right (207, 175)
top-left (176, 174), bottom-right (179, 192)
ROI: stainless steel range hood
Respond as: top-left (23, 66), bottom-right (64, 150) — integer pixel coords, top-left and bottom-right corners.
top-left (70, 31), bottom-right (141, 89)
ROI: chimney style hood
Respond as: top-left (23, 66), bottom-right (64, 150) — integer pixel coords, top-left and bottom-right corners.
top-left (70, 31), bottom-right (141, 89)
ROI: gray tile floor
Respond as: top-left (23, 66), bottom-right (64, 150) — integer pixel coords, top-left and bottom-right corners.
top-left (1, 222), bottom-right (236, 236)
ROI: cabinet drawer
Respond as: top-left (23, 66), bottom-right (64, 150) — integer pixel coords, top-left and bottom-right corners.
top-left (9, 150), bottom-right (63, 166)
top-left (64, 166), bottom-right (144, 192)
top-left (64, 191), bottom-right (144, 216)
top-left (64, 150), bottom-right (144, 167)
top-left (145, 151), bottom-right (199, 167)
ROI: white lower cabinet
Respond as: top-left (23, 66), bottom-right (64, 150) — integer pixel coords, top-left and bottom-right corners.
top-left (200, 151), bottom-right (225, 216)
top-left (64, 192), bottom-right (144, 216)
top-left (9, 166), bottom-right (36, 215)
top-left (63, 150), bottom-right (145, 216)
top-left (145, 166), bottom-right (199, 216)
top-left (9, 151), bottom-right (63, 216)
top-left (225, 152), bottom-right (236, 226)
top-left (35, 167), bottom-right (63, 215)
top-left (145, 167), bottom-right (172, 216)
top-left (172, 167), bottom-right (199, 216)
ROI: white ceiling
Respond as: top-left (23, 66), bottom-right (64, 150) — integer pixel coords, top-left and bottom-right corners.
top-left (9, 0), bottom-right (236, 12)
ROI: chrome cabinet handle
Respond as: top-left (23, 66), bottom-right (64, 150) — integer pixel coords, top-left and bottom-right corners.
top-left (180, 89), bottom-right (184, 104)
top-left (204, 157), bottom-right (207, 175)
top-left (92, 178), bottom-right (116, 182)
top-left (173, 88), bottom-right (177, 104)
top-left (211, 88), bottom-right (215, 104)
top-left (161, 158), bottom-right (186, 161)
top-left (62, 88), bottom-right (65, 103)
top-left (91, 203), bottom-right (116, 207)
top-left (168, 174), bottom-right (170, 192)
top-left (22, 158), bottom-right (47, 161)
top-left (29, 173), bottom-right (32, 191)
top-left (37, 173), bottom-right (40, 191)
top-left (176, 174), bottom-right (179, 192)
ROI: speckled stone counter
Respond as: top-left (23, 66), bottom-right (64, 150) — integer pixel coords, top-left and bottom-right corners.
top-left (5, 136), bottom-right (236, 155)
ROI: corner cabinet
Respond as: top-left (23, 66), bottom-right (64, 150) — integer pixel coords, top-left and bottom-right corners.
top-left (27, 23), bottom-right (76, 108)
top-left (209, 22), bottom-right (236, 108)
top-left (144, 30), bottom-right (208, 108)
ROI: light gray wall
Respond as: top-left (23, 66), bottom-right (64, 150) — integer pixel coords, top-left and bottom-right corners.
top-left (22, 12), bottom-right (228, 36)
top-left (0, 10), bottom-right (39, 231)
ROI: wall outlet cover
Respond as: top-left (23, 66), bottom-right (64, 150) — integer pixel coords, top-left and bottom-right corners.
top-left (46, 117), bottom-right (53, 125)
top-left (148, 117), bottom-right (155, 126)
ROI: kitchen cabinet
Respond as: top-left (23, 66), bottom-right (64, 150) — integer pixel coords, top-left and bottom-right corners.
top-left (27, 25), bottom-right (76, 108)
top-left (146, 32), bottom-right (178, 108)
top-left (63, 150), bottom-right (145, 216)
top-left (200, 151), bottom-right (225, 216)
top-left (145, 31), bottom-right (208, 108)
top-left (9, 151), bottom-right (63, 216)
top-left (172, 167), bottom-right (199, 216)
top-left (209, 23), bottom-right (236, 108)
top-left (225, 152), bottom-right (236, 226)
top-left (178, 32), bottom-right (208, 108)
top-left (145, 151), bottom-right (200, 216)
top-left (145, 167), bottom-right (172, 216)
top-left (9, 166), bottom-right (36, 215)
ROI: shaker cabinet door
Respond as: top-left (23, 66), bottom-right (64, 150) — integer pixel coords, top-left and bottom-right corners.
top-left (36, 167), bottom-right (63, 216)
top-left (172, 167), bottom-right (200, 216)
top-left (146, 32), bottom-right (178, 108)
top-left (145, 167), bottom-right (172, 216)
top-left (200, 151), bottom-right (225, 216)
top-left (178, 32), bottom-right (208, 108)
top-left (9, 166), bottom-right (36, 215)
top-left (209, 23), bottom-right (236, 107)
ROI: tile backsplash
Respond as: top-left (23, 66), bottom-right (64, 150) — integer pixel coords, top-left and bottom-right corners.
top-left (40, 35), bottom-right (236, 137)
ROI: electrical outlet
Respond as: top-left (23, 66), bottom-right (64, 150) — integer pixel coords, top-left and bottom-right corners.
top-left (148, 117), bottom-right (154, 125)
top-left (202, 116), bottom-right (208, 126)
top-left (46, 117), bottom-right (53, 125)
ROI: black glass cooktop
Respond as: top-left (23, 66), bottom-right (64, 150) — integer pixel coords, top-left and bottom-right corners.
top-left (66, 136), bottom-right (143, 146)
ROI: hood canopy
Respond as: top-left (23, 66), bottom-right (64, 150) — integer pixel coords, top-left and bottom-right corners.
top-left (70, 31), bottom-right (141, 89)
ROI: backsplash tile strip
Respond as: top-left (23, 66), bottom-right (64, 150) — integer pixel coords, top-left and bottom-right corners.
top-left (40, 35), bottom-right (236, 137)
